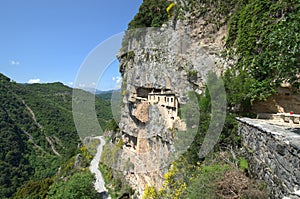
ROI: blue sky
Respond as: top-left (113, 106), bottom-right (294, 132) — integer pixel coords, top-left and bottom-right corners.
top-left (0, 0), bottom-right (142, 90)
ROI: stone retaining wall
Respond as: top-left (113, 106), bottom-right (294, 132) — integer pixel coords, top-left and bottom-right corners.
top-left (237, 118), bottom-right (300, 198)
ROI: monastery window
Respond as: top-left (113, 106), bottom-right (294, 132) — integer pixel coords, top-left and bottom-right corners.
top-left (171, 98), bottom-right (173, 103)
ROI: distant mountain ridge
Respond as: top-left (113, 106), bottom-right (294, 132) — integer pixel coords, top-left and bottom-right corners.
top-left (95, 89), bottom-right (118, 95)
top-left (96, 88), bottom-right (121, 101)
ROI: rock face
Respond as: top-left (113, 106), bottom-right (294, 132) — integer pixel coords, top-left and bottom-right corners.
top-left (132, 101), bottom-right (149, 123)
top-left (114, 11), bottom-right (229, 196)
top-left (109, 0), bottom-right (239, 195)
top-left (237, 118), bottom-right (300, 198)
top-left (253, 85), bottom-right (300, 114)
top-left (107, 1), bottom-right (299, 197)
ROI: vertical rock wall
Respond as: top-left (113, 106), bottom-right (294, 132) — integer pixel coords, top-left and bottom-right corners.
top-left (115, 19), bottom-right (228, 196)
top-left (112, 0), bottom-right (235, 195)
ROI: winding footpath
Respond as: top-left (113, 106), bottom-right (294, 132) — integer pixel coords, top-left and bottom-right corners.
top-left (89, 136), bottom-right (111, 199)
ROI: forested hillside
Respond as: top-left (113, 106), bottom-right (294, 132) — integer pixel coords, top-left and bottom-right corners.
top-left (0, 73), bottom-right (112, 198)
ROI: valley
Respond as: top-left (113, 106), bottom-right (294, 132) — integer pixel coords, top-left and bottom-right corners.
top-left (0, 73), bottom-right (114, 198)
top-left (1, 0), bottom-right (299, 198)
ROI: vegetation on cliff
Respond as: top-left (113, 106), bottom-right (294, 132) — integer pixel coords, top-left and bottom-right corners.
top-left (127, 0), bottom-right (299, 111)
top-left (142, 75), bottom-right (267, 198)
top-left (224, 0), bottom-right (300, 110)
top-left (128, 0), bottom-right (170, 29)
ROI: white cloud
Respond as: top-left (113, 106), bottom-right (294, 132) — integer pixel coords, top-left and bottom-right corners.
top-left (112, 76), bottom-right (122, 89)
top-left (78, 83), bottom-right (85, 88)
top-left (68, 82), bottom-right (74, 86)
top-left (90, 82), bottom-right (96, 87)
top-left (112, 76), bottom-right (122, 84)
top-left (28, 78), bottom-right (41, 84)
top-left (10, 60), bottom-right (20, 65)
top-left (78, 82), bottom-right (96, 88)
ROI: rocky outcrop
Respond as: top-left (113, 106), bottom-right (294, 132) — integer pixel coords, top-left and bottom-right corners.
top-left (114, 10), bottom-right (230, 196)
top-left (106, 0), bottom-right (299, 197)
top-left (237, 118), bottom-right (300, 198)
top-left (74, 154), bottom-right (82, 168)
top-left (108, 0), bottom-right (240, 196)
top-left (253, 85), bottom-right (300, 114)
top-left (132, 101), bottom-right (149, 123)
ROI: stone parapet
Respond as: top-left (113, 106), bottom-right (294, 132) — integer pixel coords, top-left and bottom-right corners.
top-left (237, 117), bottom-right (300, 198)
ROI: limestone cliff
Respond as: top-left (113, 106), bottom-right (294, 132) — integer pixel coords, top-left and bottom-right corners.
top-left (101, 0), bottom-right (300, 197)
top-left (113, 1), bottom-right (232, 195)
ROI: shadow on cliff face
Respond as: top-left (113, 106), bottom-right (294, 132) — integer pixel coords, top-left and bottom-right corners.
top-left (118, 193), bottom-right (130, 199)
top-left (288, 128), bottom-right (300, 135)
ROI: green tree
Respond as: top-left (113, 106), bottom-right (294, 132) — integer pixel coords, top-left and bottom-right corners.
top-left (48, 172), bottom-right (98, 199)
top-left (225, 0), bottom-right (300, 109)
top-left (128, 0), bottom-right (170, 29)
